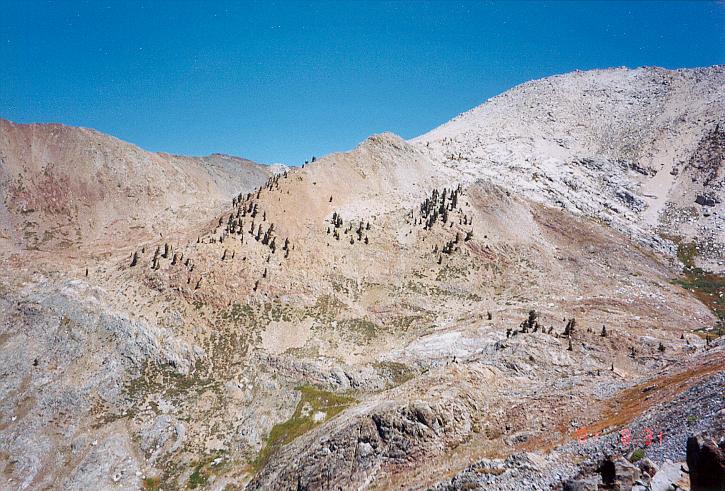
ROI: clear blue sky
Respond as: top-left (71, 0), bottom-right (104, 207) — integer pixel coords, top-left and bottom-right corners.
top-left (1, 1), bottom-right (724, 165)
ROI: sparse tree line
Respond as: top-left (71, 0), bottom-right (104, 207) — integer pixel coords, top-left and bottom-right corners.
top-left (407, 185), bottom-right (475, 264)
top-left (327, 211), bottom-right (370, 245)
top-left (128, 173), bottom-right (295, 293)
top-left (129, 242), bottom-right (198, 287)
top-left (414, 184), bottom-right (468, 229)
top-left (504, 310), bottom-right (676, 362)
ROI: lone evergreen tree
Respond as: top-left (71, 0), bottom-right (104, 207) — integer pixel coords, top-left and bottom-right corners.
top-left (130, 252), bottom-right (139, 267)
top-left (601, 325), bottom-right (607, 337)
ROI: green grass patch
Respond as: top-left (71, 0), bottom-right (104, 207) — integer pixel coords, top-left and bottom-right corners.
top-left (668, 237), bottom-right (725, 334)
top-left (187, 464), bottom-right (208, 489)
top-left (142, 477), bottom-right (161, 490)
top-left (254, 386), bottom-right (356, 471)
top-left (338, 317), bottom-right (381, 341)
top-left (305, 294), bottom-right (346, 322)
top-left (629, 448), bottom-right (645, 463)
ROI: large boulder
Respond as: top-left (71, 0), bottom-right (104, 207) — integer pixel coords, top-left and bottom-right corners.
top-left (637, 457), bottom-right (658, 481)
top-left (687, 434), bottom-right (725, 491)
top-left (599, 455), bottom-right (641, 490)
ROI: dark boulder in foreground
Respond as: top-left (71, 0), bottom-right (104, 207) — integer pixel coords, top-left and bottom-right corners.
top-left (687, 434), bottom-right (725, 491)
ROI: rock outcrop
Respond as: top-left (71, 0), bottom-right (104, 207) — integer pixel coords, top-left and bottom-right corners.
top-left (687, 434), bottom-right (725, 491)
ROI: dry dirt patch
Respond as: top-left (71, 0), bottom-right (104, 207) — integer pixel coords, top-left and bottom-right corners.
top-left (261, 318), bottom-right (314, 355)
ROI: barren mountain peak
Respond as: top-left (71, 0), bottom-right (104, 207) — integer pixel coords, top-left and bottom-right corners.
top-left (414, 65), bottom-right (725, 273)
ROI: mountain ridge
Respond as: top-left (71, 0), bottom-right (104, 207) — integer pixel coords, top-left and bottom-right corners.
top-left (0, 117), bottom-right (274, 253)
top-left (0, 66), bottom-right (723, 490)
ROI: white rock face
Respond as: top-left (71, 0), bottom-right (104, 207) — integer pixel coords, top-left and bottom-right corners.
top-left (413, 66), bottom-right (725, 271)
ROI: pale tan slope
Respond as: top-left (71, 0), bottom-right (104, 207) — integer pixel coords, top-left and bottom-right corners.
top-left (413, 66), bottom-right (725, 272)
top-left (0, 118), bottom-right (273, 253)
top-left (2, 68), bottom-right (724, 491)
top-left (0, 123), bottom-right (717, 490)
top-left (243, 133), bottom-right (457, 241)
top-left (77, 134), bottom-right (712, 490)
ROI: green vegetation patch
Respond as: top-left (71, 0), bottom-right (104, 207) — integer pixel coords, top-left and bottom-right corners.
top-left (254, 386), bottom-right (356, 471)
top-left (338, 317), bottom-right (381, 342)
top-left (305, 294), bottom-right (346, 321)
top-left (187, 463), bottom-right (208, 489)
top-left (629, 448), bottom-right (645, 463)
top-left (142, 477), bottom-right (161, 490)
top-left (669, 238), bottom-right (725, 334)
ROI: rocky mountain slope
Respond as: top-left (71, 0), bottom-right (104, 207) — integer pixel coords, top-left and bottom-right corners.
top-left (0, 66), bottom-right (723, 491)
top-left (0, 118), bottom-right (273, 252)
top-left (414, 66), bottom-right (725, 273)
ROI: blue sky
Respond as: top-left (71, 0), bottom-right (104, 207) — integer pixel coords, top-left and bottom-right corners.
top-left (1, 1), bottom-right (724, 165)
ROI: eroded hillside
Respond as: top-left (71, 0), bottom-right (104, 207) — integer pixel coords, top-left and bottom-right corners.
top-left (0, 67), bottom-right (723, 490)
top-left (0, 118), bottom-right (273, 252)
